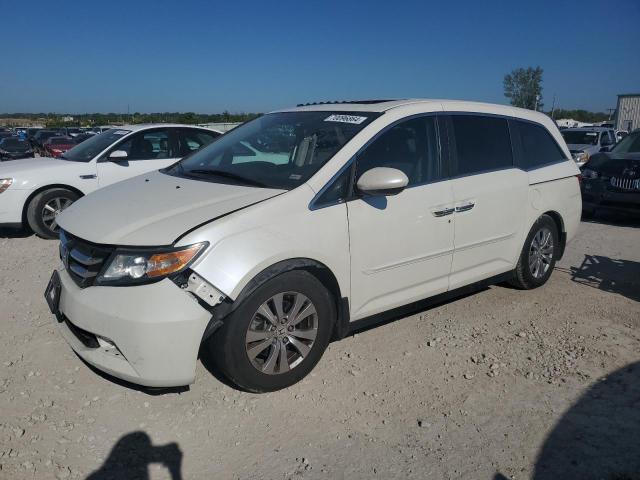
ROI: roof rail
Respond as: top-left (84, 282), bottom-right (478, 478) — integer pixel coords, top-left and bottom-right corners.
top-left (296, 99), bottom-right (395, 107)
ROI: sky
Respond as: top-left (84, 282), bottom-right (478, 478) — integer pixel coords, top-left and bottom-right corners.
top-left (1, 0), bottom-right (638, 114)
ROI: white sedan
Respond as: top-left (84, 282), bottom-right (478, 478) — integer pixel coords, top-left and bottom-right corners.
top-left (0, 124), bottom-right (221, 238)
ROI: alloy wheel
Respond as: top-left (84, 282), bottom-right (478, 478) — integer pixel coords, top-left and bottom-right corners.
top-left (245, 292), bottom-right (318, 375)
top-left (42, 197), bottom-right (73, 233)
top-left (529, 226), bottom-right (554, 279)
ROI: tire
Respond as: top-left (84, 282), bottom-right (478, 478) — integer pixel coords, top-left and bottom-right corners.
top-left (582, 207), bottom-right (595, 219)
top-left (206, 270), bottom-right (335, 392)
top-left (26, 188), bottom-right (79, 239)
top-left (509, 214), bottom-right (559, 290)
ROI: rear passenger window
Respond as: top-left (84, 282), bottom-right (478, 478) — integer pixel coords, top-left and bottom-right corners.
top-left (449, 115), bottom-right (512, 175)
top-left (356, 116), bottom-right (441, 187)
top-left (513, 120), bottom-right (566, 169)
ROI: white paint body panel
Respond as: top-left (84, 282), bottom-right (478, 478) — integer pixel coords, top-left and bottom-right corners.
top-left (58, 170), bottom-right (284, 246)
top-left (448, 168), bottom-right (529, 289)
top-left (183, 184), bottom-right (352, 301)
top-left (56, 266), bottom-right (210, 387)
top-left (347, 181), bottom-right (454, 320)
top-left (96, 156), bottom-right (179, 187)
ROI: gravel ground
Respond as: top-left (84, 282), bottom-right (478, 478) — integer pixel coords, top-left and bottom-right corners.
top-left (1, 217), bottom-right (639, 480)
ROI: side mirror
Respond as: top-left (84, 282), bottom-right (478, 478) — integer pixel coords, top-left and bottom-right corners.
top-left (108, 150), bottom-right (128, 161)
top-left (356, 167), bottom-right (409, 196)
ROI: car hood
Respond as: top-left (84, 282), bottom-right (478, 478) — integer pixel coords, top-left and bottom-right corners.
top-left (585, 152), bottom-right (640, 175)
top-left (57, 170), bottom-right (285, 246)
top-left (0, 156), bottom-right (76, 175)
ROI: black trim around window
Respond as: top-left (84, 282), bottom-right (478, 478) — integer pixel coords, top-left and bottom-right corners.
top-left (309, 111), bottom-right (572, 210)
top-left (309, 112), bottom-right (447, 210)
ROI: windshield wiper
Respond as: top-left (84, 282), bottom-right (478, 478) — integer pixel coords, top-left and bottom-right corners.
top-left (186, 169), bottom-right (268, 188)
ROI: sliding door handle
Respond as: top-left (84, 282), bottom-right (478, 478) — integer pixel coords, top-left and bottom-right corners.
top-left (455, 203), bottom-right (475, 212)
top-left (432, 207), bottom-right (455, 217)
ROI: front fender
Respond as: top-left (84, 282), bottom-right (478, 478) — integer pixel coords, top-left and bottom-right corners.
top-left (182, 185), bottom-right (351, 302)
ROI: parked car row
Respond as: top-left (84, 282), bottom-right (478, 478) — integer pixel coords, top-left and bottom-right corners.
top-left (0, 126), bottom-right (120, 159)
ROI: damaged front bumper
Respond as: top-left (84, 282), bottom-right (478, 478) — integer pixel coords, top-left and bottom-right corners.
top-left (54, 267), bottom-right (218, 387)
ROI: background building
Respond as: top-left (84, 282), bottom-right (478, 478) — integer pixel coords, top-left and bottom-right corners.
top-left (615, 93), bottom-right (640, 132)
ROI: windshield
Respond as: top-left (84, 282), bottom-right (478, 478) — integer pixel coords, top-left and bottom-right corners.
top-left (0, 138), bottom-right (29, 149)
top-left (62, 128), bottom-right (131, 162)
top-left (561, 130), bottom-right (600, 145)
top-left (166, 111), bottom-right (380, 189)
top-left (611, 130), bottom-right (640, 154)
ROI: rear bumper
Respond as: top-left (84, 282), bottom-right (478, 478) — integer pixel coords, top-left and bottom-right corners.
top-left (55, 267), bottom-right (212, 387)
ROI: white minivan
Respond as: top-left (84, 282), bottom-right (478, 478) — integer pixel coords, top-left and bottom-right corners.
top-left (46, 100), bottom-right (581, 392)
top-left (0, 124), bottom-right (221, 238)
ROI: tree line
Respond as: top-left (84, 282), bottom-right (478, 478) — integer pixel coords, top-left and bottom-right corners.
top-left (503, 66), bottom-right (611, 123)
top-left (0, 111), bottom-right (261, 128)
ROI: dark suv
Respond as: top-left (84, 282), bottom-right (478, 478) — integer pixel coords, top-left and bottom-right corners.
top-left (580, 129), bottom-right (640, 217)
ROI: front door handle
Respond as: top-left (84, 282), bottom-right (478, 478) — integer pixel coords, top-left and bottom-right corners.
top-left (432, 207), bottom-right (455, 217)
top-left (455, 203), bottom-right (475, 213)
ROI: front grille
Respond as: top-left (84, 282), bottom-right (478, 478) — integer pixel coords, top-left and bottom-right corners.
top-left (59, 230), bottom-right (113, 288)
top-left (610, 177), bottom-right (640, 191)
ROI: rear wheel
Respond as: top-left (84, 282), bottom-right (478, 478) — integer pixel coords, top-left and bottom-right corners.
top-left (509, 214), bottom-right (559, 289)
top-left (26, 188), bottom-right (79, 239)
top-left (206, 270), bottom-right (335, 392)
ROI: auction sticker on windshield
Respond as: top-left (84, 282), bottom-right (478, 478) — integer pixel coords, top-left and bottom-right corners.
top-left (324, 114), bottom-right (368, 124)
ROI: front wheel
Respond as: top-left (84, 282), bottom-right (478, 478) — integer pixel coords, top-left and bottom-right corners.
top-left (509, 214), bottom-right (559, 290)
top-left (206, 270), bottom-right (335, 392)
top-left (26, 188), bottom-right (79, 239)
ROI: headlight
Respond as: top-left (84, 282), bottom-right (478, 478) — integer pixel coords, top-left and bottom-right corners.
top-left (572, 151), bottom-right (589, 164)
top-left (580, 168), bottom-right (598, 179)
top-left (0, 178), bottom-right (13, 194)
top-left (96, 242), bottom-right (208, 286)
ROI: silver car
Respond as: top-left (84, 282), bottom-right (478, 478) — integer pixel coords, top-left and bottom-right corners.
top-left (561, 127), bottom-right (616, 166)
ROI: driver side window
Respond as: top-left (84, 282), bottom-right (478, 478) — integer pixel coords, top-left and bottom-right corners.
top-left (356, 116), bottom-right (441, 187)
top-left (115, 129), bottom-right (173, 160)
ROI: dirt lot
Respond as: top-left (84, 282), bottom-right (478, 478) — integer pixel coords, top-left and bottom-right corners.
top-left (1, 217), bottom-right (639, 480)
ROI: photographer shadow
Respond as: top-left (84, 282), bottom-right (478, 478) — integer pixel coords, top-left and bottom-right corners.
top-left (567, 254), bottom-right (640, 302)
top-left (494, 362), bottom-right (640, 480)
top-left (86, 431), bottom-right (182, 480)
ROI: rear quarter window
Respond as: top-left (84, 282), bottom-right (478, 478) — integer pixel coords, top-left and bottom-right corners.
top-left (448, 115), bottom-right (513, 176)
top-left (511, 120), bottom-right (567, 170)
